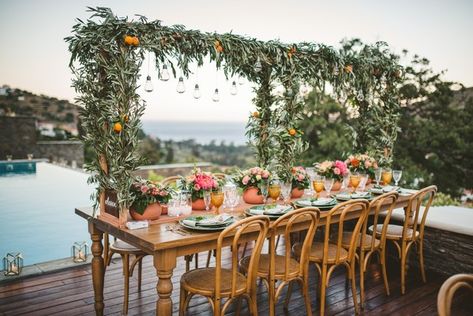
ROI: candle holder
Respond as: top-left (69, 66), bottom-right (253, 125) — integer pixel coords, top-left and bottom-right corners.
top-left (71, 242), bottom-right (88, 263)
top-left (3, 253), bottom-right (23, 276)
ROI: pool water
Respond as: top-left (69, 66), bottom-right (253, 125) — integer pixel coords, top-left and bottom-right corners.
top-left (0, 162), bottom-right (94, 266)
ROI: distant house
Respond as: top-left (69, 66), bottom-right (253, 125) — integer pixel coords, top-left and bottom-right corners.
top-left (0, 85), bottom-right (10, 96)
top-left (17, 95), bottom-right (25, 101)
top-left (38, 122), bottom-right (56, 137)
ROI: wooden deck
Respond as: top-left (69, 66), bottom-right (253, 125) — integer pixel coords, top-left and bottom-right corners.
top-left (1, 248), bottom-right (471, 316)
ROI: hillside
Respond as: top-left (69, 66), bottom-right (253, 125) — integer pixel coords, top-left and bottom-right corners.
top-left (0, 85), bottom-right (81, 137)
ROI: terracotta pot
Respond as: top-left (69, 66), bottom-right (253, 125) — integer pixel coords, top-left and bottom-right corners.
top-left (161, 204), bottom-right (168, 215)
top-left (291, 187), bottom-right (305, 198)
top-left (243, 187), bottom-right (264, 204)
top-left (130, 203), bottom-right (162, 221)
top-left (332, 181), bottom-right (342, 192)
top-left (192, 198), bottom-right (206, 211)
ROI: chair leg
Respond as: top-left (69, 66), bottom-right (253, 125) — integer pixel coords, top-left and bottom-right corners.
top-left (206, 250), bottom-right (212, 267)
top-left (179, 286), bottom-right (187, 316)
top-left (137, 257), bottom-right (142, 292)
top-left (359, 250), bottom-right (365, 308)
top-left (195, 253), bottom-right (199, 269)
top-left (418, 240), bottom-right (426, 283)
top-left (380, 248), bottom-right (390, 296)
top-left (235, 297), bottom-right (242, 316)
top-left (302, 276), bottom-right (313, 316)
top-left (319, 264), bottom-right (328, 316)
top-left (350, 262), bottom-right (359, 314)
top-left (122, 254), bottom-right (130, 315)
top-left (185, 255), bottom-right (191, 272)
top-left (284, 280), bottom-right (293, 311)
top-left (400, 243), bottom-right (407, 295)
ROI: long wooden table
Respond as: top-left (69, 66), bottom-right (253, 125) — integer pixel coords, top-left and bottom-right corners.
top-left (75, 193), bottom-right (410, 315)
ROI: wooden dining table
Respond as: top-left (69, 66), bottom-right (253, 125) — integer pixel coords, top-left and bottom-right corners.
top-left (75, 192), bottom-right (411, 316)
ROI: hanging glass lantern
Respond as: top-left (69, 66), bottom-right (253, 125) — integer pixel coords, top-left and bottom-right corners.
top-left (144, 75), bottom-right (154, 92)
top-left (230, 81), bottom-right (238, 95)
top-left (3, 253), bottom-right (23, 276)
top-left (193, 84), bottom-right (201, 99)
top-left (159, 65), bottom-right (170, 81)
top-left (71, 241), bottom-right (88, 263)
top-left (212, 88), bottom-right (220, 102)
top-left (176, 77), bottom-right (186, 93)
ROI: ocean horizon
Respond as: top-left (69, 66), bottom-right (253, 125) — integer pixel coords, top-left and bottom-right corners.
top-left (141, 120), bottom-right (248, 145)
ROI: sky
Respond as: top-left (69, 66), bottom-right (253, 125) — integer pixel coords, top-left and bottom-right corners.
top-left (0, 0), bottom-right (472, 122)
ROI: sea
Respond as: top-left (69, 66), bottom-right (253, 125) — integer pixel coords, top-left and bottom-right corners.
top-left (141, 120), bottom-right (248, 145)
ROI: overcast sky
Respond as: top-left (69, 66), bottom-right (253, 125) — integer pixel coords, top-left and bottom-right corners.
top-left (1, 0), bottom-right (472, 122)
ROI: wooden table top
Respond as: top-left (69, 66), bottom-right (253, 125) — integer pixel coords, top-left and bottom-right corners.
top-left (75, 193), bottom-right (411, 254)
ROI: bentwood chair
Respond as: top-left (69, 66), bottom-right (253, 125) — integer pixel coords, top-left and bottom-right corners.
top-left (239, 208), bottom-right (320, 316)
top-left (161, 175), bottom-right (182, 188)
top-left (179, 216), bottom-right (270, 316)
top-left (369, 185), bottom-right (437, 294)
top-left (104, 237), bottom-right (147, 315)
top-left (293, 199), bottom-right (370, 315)
top-left (437, 273), bottom-right (473, 316)
top-left (341, 191), bottom-right (399, 306)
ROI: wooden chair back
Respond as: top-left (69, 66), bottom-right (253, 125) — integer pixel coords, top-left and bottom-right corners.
top-left (403, 185), bottom-right (437, 241)
top-left (161, 176), bottom-right (182, 188)
top-left (213, 173), bottom-right (227, 180)
top-left (270, 208), bottom-right (320, 279)
top-left (215, 215), bottom-right (270, 300)
top-left (437, 273), bottom-right (473, 316)
top-left (364, 191), bottom-right (399, 251)
top-left (324, 199), bottom-right (370, 264)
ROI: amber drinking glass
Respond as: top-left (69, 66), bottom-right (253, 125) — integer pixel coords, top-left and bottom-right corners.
top-left (312, 177), bottom-right (325, 198)
top-left (211, 191), bottom-right (224, 214)
top-left (382, 169), bottom-right (393, 186)
top-left (268, 183), bottom-right (281, 203)
top-left (349, 174), bottom-right (361, 193)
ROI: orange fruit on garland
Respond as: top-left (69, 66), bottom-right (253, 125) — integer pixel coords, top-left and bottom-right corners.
top-left (132, 36), bottom-right (140, 46)
top-left (289, 128), bottom-right (296, 136)
top-left (252, 111), bottom-right (260, 118)
top-left (113, 122), bottom-right (122, 133)
top-left (216, 45), bottom-right (224, 53)
top-left (124, 35), bottom-right (134, 46)
top-left (214, 40), bottom-right (221, 48)
top-left (344, 65), bottom-right (353, 73)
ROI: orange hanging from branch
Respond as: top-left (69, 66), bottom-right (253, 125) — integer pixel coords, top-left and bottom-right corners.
top-left (289, 128), bottom-right (296, 136)
top-left (113, 122), bottom-right (122, 133)
top-left (124, 35), bottom-right (134, 46)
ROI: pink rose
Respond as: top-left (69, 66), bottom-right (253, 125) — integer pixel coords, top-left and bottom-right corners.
top-left (251, 168), bottom-right (258, 175)
top-left (159, 191), bottom-right (167, 197)
top-left (212, 180), bottom-right (218, 188)
top-left (194, 184), bottom-right (201, 191)
top-left (262, 170), bottom-right (270, 179)
top-left (333, 167), bottom-right (341, 175)
top-left (242, 175), bottom-right (250, 185)
top-left (334, 160), bottom-right (348, 176)
top-left (365, 160), bottom-right (372, 168)
top-left (140, 186), bottom-right (148, 193)
top-left (297, 174), bottom-right (304, 181)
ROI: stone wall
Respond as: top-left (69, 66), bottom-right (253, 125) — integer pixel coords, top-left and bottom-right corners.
top-left (35, 141), bottom-right (84, 167)
top-left (0, 116), bottom-right (37, 159)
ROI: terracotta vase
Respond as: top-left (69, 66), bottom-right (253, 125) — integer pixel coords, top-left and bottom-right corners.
top-left (161, 204), bottom-right (168, 215)
top-left (130, 203), bottom-right (162, 221)
top-left (192, 198), bottom-right (206, 211)
top-left (243, 187), bottom-right (264, 204)
top-left (291, 187), bottom-right (305, 198)
top-left (332, 181), bottom-right (342, 192)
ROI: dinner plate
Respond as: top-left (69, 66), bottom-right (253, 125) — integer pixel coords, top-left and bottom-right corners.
top-left (294, 198), bottom-right (337, 209)
top-left (179, 214), bottom-right (234, 231)
top-left (245, 204), bottom-right (293, 219)
top-left (335, 192), bottom-right (373, 201)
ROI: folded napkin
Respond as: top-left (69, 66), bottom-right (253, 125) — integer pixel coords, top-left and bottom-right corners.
top-left (382, 185), bottom-right (399, 192)
top-left (182, 214), bottom-right (233, 227)
top-left (249, 209), bottom-right (265, 215)
top-left (312, 198), bottom-right (336, 206)
top-left (352, 191), bottom-right (371, 198)
top-left (249, 205), bottom-right (290, 215)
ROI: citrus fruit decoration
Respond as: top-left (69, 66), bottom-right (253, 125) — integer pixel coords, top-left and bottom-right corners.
top-left (113, 122), bottom-right (122, 133)
top-left (289, 128), bottom-right (296, 136)
top-left (124, 35), bottom-right (134, 46)
top-left (253, 111), bottom-right (260, 118)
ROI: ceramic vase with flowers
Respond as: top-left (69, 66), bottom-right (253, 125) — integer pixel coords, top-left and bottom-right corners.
top-left (180, 168), bottom-right (223, 210)
top-left (290, 166), bottom-right (309, 198)
top-left (234, 167), bottom-right (271, 204)
top-left (129, 179), bottom-right (172, 220)
top-left (315, 160), bottom-right (349, 191)
top-left (345, 153), bottom-right (379, 184)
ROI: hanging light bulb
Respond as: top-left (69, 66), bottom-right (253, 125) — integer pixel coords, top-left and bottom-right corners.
top-left (176, 77), bottom-right (185, 93)
top-left (230, 81), bottom-right (238, 95)
top-left (160, 65), bottom-right (170, 81)
top-left (144, 75), bottom-right (154, 92)
top-left (238, 76), bottom-right (245, 85)
top-left (193, 84), bottom-right (201, 99)
top-left (212, 88), bottom-right (220, 102)
top-left (254, 58), bottom-right (262, 73)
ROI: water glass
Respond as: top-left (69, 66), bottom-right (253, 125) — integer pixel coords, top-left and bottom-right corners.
top-left (306, 167), bottom-right (316, 195)
top-left (211, 191), bottom-right (225, 214)
top-left (382, 169), bottom-right (393, 185)
top-left (324, 178), bottom-right (334, 196)
top-left (260, 181), bottom-right (269, 204)
top-left (280, 182), bottom-right (292, 205)
top-left (359, 174), bottom-right (369, 191)
top-left (269, 180), bottom-right (281, 203)
top-left (223, 182), bottom-right (238, 210)
top-left (393, 170), bottom-right (402, 186)
top-left (203, 190), bottom-right (211, 211)
top-left (312, 175), bottom-right (325, 198)
top-left (374, 168), bottom-right (383, 186)
top-left (349, 174), bottom-right (361, 193)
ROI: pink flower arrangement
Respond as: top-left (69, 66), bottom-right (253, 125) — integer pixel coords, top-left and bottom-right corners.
top-left (181, 168), bottom-right (222, 200)
top-left (315, 160), bottom-right (349, 181)
top-left (345, 153), bottom-right (378, 177)
top-left (291, 166), bottom-right (310, 190)
top-left (130, 179), bottom-right (172, 214)
top-left (235, 167), bottom-right (271, 191)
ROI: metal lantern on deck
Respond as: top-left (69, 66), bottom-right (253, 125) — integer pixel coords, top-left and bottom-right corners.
top-left (71, 241), bottom-right (88, 263)
top-left (3, 253), bottom-right (23, 276)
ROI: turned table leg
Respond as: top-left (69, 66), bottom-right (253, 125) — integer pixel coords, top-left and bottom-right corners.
top-left (154, 249), bottom-right (177, 315)
top-left (89, 222), bottom-right (105, 316)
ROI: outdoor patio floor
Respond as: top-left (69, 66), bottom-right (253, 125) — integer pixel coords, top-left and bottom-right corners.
top-left (1, 245), bottom-right (471, 316)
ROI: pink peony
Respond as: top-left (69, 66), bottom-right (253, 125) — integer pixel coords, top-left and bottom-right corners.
top-left (212, 180), bottom-right (218, 188)
top-left (242, 175), bottom-right (250, 185)
top-left (333, 167), bottom-right (341, 175)
top-left (334, 160), bottom-right (348, 176)
top-left (194, 183), bottom-right (201, 191)
top-left (262, 170), bottom-right (270, 179)
top-left (140, 185), bottom-right (148, 194)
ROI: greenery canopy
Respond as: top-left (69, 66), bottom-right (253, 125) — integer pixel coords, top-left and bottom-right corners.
top-left (66, 7), bottom-right (403, 211)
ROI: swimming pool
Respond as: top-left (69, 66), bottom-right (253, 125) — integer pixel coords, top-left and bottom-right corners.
top-left (0, 161), bottom-right (94, 266)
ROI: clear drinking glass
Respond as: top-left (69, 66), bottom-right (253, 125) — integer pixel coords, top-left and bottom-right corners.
top-left (393, 170), bottom-right (402, 186)
top-left (280, 182), bottom-right (292, 205)
top-left (203, 190), bottom-right (211, 211)
top-left (359, 174), bottom-right (369, 191)
top-left (306, 167), bottom-right (316, 195)
top-left (324, 178), bottom-right (334, 197)
top-left (374, 168), bottom-right (383, 186)
top-left (223, 182), bottom-right (238, 210)
top-left (260, 181), bottom-right (269, 205)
